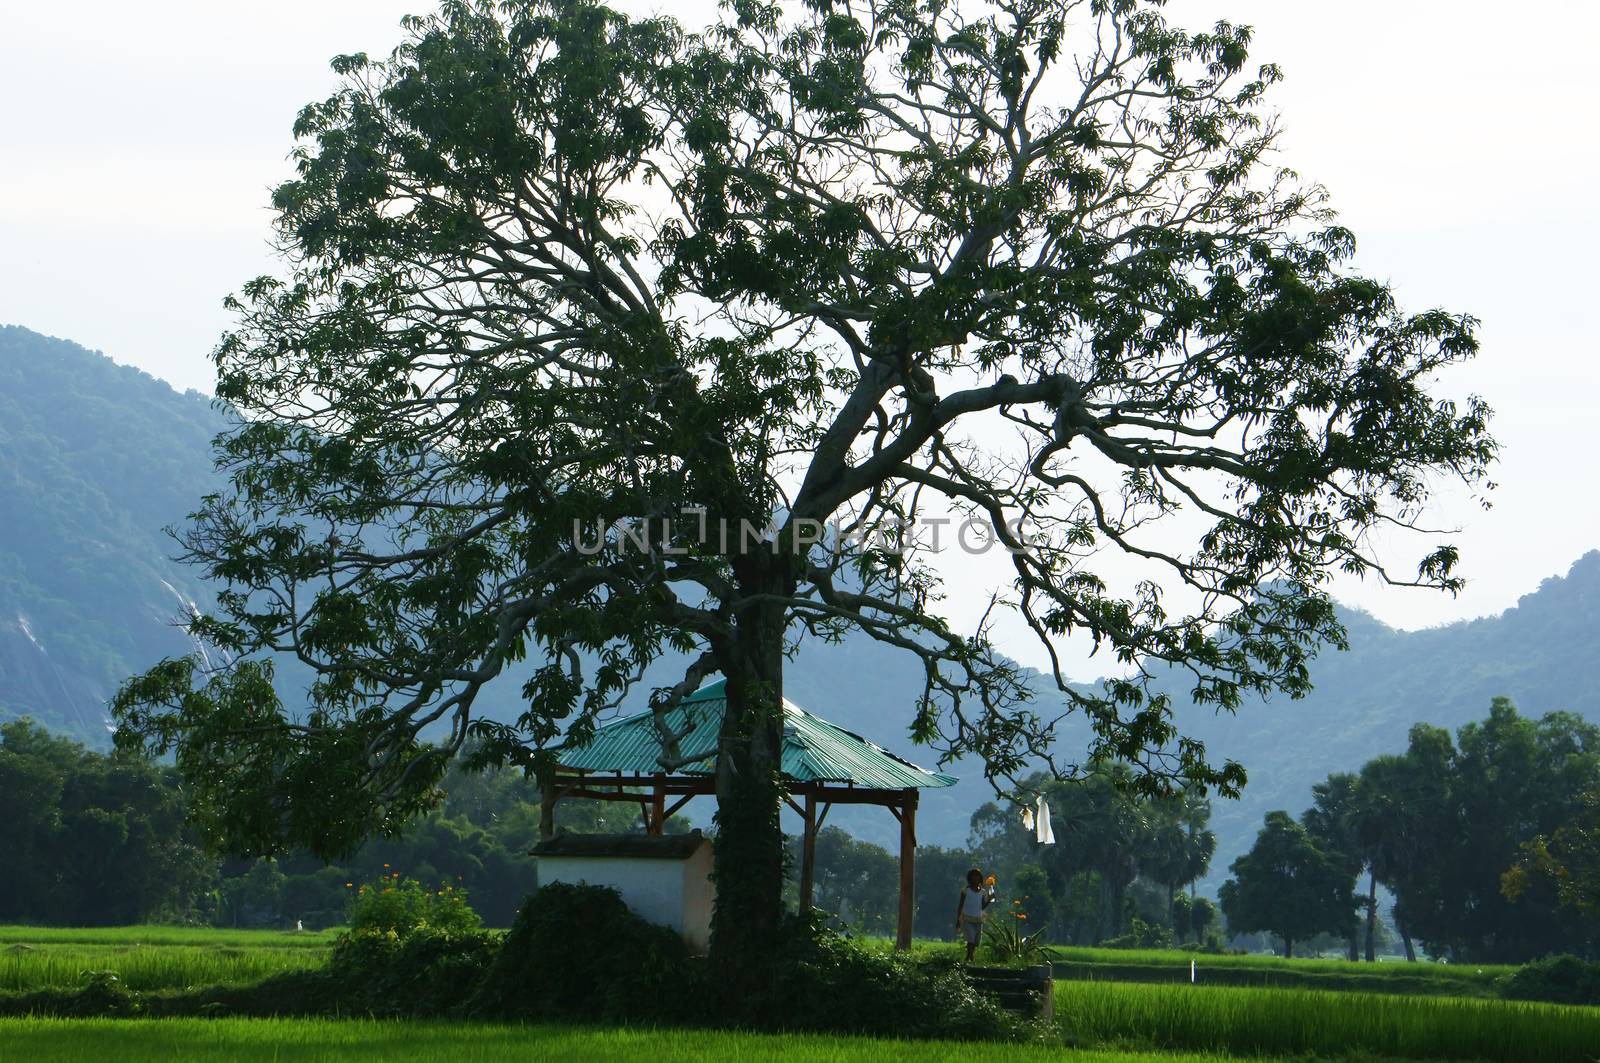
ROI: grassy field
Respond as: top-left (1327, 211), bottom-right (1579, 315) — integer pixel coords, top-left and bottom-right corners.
top-left (0, 1017), bottom-right (1268, 1062)
top-left (885, 939), bottom-right (1513, 998)
top-left (0, 925), bottom-right (335, 992)
top-left (5, 927), bottom-right (1594, 1062)
top-left (1052, 980), bottom-right (1600, 1062)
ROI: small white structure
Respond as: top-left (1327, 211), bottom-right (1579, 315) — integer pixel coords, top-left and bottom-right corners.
top-left (532, 829), bottom-right (715, 954)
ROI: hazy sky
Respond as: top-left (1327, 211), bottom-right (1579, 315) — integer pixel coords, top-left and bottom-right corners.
top-left (3, 1), bottom-right (1596, 676)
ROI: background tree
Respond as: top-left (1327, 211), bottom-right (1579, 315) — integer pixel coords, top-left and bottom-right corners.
top-left (0, 720), bottom-right (215, 925)
top-left (1144, 786), bottom-right (1217, 932)
top-left (1396, 700), bottom-right (1600, 961)
top-left (1043, 765), bottom-right (1150, 940)
top-left (790, 825), bottom-right (899, 933)
top-left (1348, 754), bottom-right (1425, 961)
top-left (1504, 789), bottom-right (1600, 921)
top-left (112, 0), bottom-right (1494, 973)
top-left (1219, 810), bottom-right (1355, 957)
top-left (1301, 771), bottom-right (1363, 960)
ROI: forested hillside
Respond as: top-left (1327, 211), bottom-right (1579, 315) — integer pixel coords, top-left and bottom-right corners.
top-left (0, 326), bottom-right (222, 742)
top-left (2, 324), bottom-right (1597, 878)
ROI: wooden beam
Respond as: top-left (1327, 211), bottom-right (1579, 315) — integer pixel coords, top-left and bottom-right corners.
top-left (800, 789), bottom-right (817, 915)
top-left (661, 793), bottom-right (695, 821)
top-left (547, 771), bottom-right (910, 808)
top-left (548, 771), bottom-right (715, 792)
top-left (805, 785), bottom-right (918, 806)
top-left (649, 776), bottom-right (666, 836)
top-left (539, 777), bottom-right (557, 840)
top-left (897, 789), bottom-right (917, 951)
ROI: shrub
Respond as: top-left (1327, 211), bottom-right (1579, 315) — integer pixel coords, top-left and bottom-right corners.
top-left (473, 883), bottom-right (691, 1022)
top-left (345, 872), bottom-right (482, 938)
top-left (1101, 917), bottom-right (1175, 950)
top-left (325, 927), bottom-right (500, 1017)
top-left (749, 924), bottom-right (1023, 1041)
top-left (1500, 954), bottom-right (1600, 1006)
top-left (982, 900), bottom-right (1054, 965)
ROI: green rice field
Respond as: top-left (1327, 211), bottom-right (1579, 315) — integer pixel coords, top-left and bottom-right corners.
top-left (1052, 980), bottom-right (1600, 1062)
top-left (0, 1018), bottom-right (1266, 1062)
top-left (4, 927), bottom-right (1596, 1061)
top-left (0, 925), bottom-right (335, 992)
top-left (884, 939), bottom-right (1515, 998)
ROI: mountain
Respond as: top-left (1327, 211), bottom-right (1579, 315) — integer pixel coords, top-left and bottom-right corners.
top-left (780, 554), bottom-right (1600, 874)
top-left (3, 323), bottom-right (1598, 881)
top-left (0, 326), bottom-right (222, 742)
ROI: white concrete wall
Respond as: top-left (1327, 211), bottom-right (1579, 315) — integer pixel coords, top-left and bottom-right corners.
top-left (539, 855), bottom-right (688, 935)
top-left (679, 844), bottom-right (715, 954)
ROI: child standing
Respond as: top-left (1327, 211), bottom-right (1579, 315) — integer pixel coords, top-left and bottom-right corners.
top-left (955, 867), bottom-right (993, 961)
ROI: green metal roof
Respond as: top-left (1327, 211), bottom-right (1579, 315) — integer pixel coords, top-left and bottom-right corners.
top-left (559, 679), bottom-right (957, 790)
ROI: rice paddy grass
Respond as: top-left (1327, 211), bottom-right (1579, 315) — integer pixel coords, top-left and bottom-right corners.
top-left (889, 939), bottom-right (1513, 998)
top-left (1053, 980), bottom-right (1600, 1062)
top-left (0, 1017), bottom-right (1273, 1063)
top-left (0, 925), bottom-right (335, 992)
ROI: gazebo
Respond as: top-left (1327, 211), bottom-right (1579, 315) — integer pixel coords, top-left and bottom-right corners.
top-left (539, 679), bottom-right (957, 949)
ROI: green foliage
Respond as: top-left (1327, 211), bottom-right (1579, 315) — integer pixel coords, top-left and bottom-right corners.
top-left (982, 896), bottom-right (1053, 964)
top-left (1499, 954), bottom-right (1600, 1006)
top-left (0, 723), bottom-right (550, 930)
top-left (1503, 789), bottom-right (1600, 919)
top-left (966, 770), bottom-right (1216, 947)
top-left (325, 928), bottom-right (499, 1018)
top-left (1099, 917), bottom-right (1175, 951)
top-left (750, 926), bottom-right (1020, 1041)
top-left (474, 884), bottom-right (690, 1023)
top-left (789, 825), bottom-right (897, 933)
top-left (344, 873), bottom-right (482, 938)
top-left (1326, 698), bottom-right (1600, 962)
top-left (0, 720), bottom-right (214, 925)
top-left (1219, 811), bottom-right (1356, 957)
top-left (112, 1), bottom-right (1493, 974)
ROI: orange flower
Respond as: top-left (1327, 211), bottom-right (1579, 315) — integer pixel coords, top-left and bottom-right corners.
top-left (984, 875), bottom-right (996, 887)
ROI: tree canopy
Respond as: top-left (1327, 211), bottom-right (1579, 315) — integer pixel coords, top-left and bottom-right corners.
top-left (112, 0), bottom-right (1494, 964)
top-left (1219, 809), bottom-right (1355, 957)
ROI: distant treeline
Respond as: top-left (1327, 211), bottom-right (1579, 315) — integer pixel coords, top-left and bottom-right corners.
top-left (0, 719), bottom-right (610, 927)
top-left (1221, 697), bottom-right (1600, 963)
top-left (5, 696), bottom-right (1597, 963)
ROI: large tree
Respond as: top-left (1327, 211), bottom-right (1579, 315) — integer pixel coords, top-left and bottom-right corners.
top-left (1220, 809), bottom-right (1355, 957)
top-left (113, 0), bottom-right (1493, 971)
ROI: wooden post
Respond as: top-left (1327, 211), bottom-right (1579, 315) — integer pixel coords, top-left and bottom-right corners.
top-left (539, 776), bottom-right (556, 840)
top-left (896, 789), bottom-right (917, 951)
top-left (800, 788), bottom-right (817, 914)
top-left (649, 776), bottom-right (666, 836)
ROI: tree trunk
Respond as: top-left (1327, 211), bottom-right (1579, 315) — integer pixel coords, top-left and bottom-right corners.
top-left (1283, 937), bottom-right (1293, 959)
top-left (1364, 870), bottom-right (1378, 962)
top-left (709, 559), bottom-right (791, 979)
top-left (1400, 926), bottom-right (1417, 962)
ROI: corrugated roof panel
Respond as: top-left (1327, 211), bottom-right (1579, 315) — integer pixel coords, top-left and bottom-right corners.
top-left (558, 679), bottom-right (956, 789)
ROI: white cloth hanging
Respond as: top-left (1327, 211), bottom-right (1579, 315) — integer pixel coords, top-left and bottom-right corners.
top-left (1019, 805), bottom-right (1035, 832)
top-left (1034, 795), bottom-right (1056, 845)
